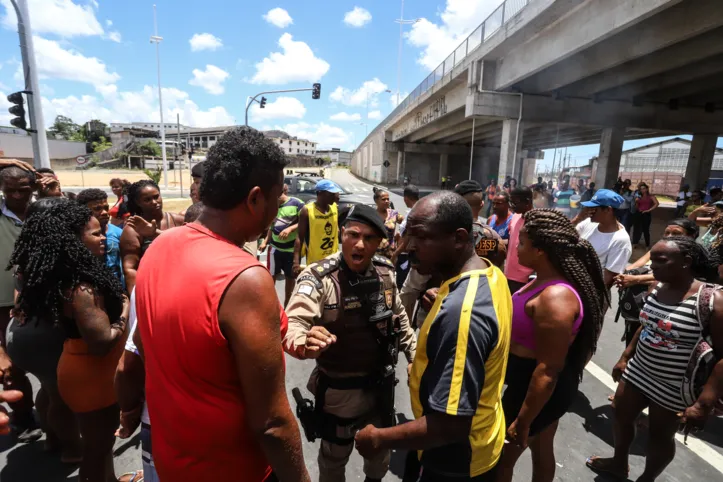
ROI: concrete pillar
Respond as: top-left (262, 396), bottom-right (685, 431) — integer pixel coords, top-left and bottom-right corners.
top-left (684, 134), bottom-right (718, 191)
top-left (594, 127), bottom-right (625, 189)
top-left (498, 119), bottom-right (523, 183)
top-left (439, 154), bottom-right (449, 184)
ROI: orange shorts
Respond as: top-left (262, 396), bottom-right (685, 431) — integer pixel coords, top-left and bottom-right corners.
top-left (57, 336), bottom-right (126, 413)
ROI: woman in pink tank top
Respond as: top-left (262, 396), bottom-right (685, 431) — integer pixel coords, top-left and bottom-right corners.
top-left (495, 209), bottom-right (609, 482)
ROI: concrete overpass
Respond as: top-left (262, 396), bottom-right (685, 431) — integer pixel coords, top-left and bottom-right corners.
top-left (353, 0), bottom-right (723, 190)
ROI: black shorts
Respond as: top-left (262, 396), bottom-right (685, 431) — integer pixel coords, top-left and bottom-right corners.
top-left (268, 247), bottom-right (294, 278)
top-left (502, 354), bottom-right (579, 436)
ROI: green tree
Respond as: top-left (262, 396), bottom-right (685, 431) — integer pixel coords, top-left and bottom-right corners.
top-left (92, 136), bottom-right (113, 152)
top-left (137, 140), bottom-right (162, 157)
top-left (47, 115), bottom-right (80, 140)
top-left (143, 168), bottom-right (162, 184)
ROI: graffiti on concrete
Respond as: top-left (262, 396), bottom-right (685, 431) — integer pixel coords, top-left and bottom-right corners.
top-left (392, 96), bottom-right (448, 141)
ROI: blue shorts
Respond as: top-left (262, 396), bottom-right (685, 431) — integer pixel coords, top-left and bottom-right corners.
top-left (268, 247), bottom-right (294, 278)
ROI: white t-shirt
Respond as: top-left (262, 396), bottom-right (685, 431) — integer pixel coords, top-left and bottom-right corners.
top-left (576, 218), bottom-right (632, 275)
top-left (677, 191), bottom-right (691, 207)
top-left (124, 290), bottom-right (151, 425)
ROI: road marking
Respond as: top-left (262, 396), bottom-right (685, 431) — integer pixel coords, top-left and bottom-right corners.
top-left (585, 361), bottom-right (723, 474)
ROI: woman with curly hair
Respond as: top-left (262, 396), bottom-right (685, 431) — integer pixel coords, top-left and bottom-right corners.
top-left (496, 209), bottom-right (609, 482)
top-left (120, 179), bottom-right (183, 294)
top-left (9, 201), bottom-right (130, 482)
top-left (588, 237), bottom-right (723, 481)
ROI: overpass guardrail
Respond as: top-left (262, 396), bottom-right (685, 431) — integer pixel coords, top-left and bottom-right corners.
top-left (387, 0), bottom-right (529, 121)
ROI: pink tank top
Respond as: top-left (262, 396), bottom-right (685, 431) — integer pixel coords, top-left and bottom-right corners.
top-left (511, 280), bottom-right (584, 352)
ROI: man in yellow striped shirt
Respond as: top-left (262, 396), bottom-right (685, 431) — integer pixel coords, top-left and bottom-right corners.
top-left (354, 191), bottom-right (512, 481)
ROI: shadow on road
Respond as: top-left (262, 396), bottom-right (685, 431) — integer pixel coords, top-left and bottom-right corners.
top-left (0, 439), bottom-right (78, 482)
top-left (570, 391), bottom-right (647, 457)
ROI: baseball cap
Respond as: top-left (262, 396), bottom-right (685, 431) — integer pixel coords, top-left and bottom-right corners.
top-left (713, 200), bottom-right (723, 207)
top-left (191, 161), bottom-right (205, 179)
top-left (454, 180), bottom-right (483, 196)
top-left (580, 189), bottom-right (624, 208)
top-left (315, 179), bottom-right (344, 194)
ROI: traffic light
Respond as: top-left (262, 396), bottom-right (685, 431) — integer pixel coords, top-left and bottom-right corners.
top-left (7, 92), bottom-right (27, 130)
top-left (312, 83), bottom-right (321, 100)
top-left (260, 97), bottom-right (267, 109)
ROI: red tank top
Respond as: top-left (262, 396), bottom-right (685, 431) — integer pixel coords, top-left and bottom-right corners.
top-left (135, 223), bottom-right (287, 482)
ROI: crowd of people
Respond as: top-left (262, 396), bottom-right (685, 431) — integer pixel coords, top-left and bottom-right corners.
top-left (0, 129), bottom-right (722, 482)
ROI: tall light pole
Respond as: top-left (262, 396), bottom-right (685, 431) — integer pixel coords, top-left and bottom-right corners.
top-left (9, 0), bottom-right (50, 169)
top-left (358, 122), bottom-right (368, 138)
top-left (150, 4), bottom-right (168, 189)
top-left (394, 1), bottom-right (421, 107)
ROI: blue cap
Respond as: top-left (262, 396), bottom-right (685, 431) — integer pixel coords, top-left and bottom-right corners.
top-left (315, 179), bottom-right (344, 194)
top-left (581, 189), bottom-right (624, 208)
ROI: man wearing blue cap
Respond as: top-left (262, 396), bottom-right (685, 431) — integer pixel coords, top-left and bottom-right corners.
top-left (293, 179), bottom-right (344, 275)
top-left (573, 189), bottom-right (632, 289)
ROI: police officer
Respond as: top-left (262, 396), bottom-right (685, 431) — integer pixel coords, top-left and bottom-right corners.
top-left (284, 204), bottom-right (417, 482)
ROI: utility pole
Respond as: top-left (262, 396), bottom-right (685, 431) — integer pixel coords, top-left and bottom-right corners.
top-left (9, 0), bottom-right (49, 169)
top-left (394, 0), bottom-right (420, 107)
top-left (177, 113), bottom-right (183, 198)
top-left (150, 4), bottom-right (168, 189)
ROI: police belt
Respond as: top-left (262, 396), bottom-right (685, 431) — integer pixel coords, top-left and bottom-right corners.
top-left (314, 371), bottom-right (380, 445)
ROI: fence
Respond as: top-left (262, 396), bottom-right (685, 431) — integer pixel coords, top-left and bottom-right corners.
top-left (386, 0), bottom-right (530, 122)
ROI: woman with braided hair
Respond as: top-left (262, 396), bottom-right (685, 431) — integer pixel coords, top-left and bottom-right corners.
top-left (120, 179), bottom-right (183, 294)
top-left (588, 236), bottom-right (723, 482)
top-left (496, 209), bottom-right (608, 482)
top-left (9, 201), bottom-right (131, 482)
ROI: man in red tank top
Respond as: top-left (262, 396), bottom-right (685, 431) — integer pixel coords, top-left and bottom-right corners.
top-left (134, 128), bottom-right (310, 482)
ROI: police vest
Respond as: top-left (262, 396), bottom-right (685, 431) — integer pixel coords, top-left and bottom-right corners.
top-left (306, 202), bottom-right (338, 264)
top-left (309, 255), bottom-right (395, 376)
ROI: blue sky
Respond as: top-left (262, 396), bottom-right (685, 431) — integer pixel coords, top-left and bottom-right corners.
top-left (1, 0), bottom-right (720, 159)
top-left (0, 0), bottom-right (507, 150)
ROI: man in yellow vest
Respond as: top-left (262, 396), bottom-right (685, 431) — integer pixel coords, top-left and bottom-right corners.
top-left (293, 179), bottom-right (343, 276)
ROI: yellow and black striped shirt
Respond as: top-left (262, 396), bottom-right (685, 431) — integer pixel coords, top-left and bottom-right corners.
top-left (409, 266), bottom-right (512, 478)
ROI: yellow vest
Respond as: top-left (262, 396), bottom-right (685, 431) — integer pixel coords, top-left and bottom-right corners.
top-left (306, 202), bottom-right (338, 264)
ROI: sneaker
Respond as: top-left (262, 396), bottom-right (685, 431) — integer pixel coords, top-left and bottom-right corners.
top-left (14, 420), bottom-right (43, 443)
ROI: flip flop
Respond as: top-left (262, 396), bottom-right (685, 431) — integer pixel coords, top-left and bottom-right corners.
top-left (585, 456), bottom-right (629, 480)
top-left (118, 471), bottom-right (144, 482)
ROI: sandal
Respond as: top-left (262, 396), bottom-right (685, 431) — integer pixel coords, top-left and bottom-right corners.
top-left (118, 471), bottom-right (144, 482)
top-left (585, 456), bottom-right (629, 480)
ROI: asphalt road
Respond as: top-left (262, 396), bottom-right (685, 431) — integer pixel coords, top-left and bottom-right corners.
top-left (2, 169), bottom-right (722, 481)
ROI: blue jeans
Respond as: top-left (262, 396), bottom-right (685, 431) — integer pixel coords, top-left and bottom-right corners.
top-left (141, 423), bottom-right (160, 482)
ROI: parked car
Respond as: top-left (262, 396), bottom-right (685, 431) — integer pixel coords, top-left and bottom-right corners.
top-left (284, 176), bottom-right (369, 208)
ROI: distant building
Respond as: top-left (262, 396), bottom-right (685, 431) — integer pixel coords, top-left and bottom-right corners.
top-left (317, 148), bottom-right (352, 166)
top-left (111, 122), bottom-right (188, 132)
top-left (265, 132), bottom-right (318, 157)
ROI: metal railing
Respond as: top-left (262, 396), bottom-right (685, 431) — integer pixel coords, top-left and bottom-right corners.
top-left (384, 0), bottom-right (530, 125)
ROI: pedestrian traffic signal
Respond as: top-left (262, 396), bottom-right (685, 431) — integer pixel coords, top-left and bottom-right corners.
top-left (260, 97), bottom-right (267, 109)
top-left (7, 92), bottom-right (27, 130)
top-left (312, 83), bottom-right (321, 100)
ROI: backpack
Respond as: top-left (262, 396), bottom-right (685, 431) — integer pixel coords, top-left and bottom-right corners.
top-left (681, 283), bottom-right (721, 407)
top-left (618, 267), bottom-right (652, 322)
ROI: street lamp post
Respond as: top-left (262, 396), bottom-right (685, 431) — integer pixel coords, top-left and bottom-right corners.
top-left (358, 122), bottom-right (368, 138)
top-left (394, 1), bottom-right (421, 107)
top-left (150, 4), bottom-right (168, 190)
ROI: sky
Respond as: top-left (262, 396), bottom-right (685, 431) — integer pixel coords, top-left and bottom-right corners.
top-left (0, 0), bottom-right (510, 151)
top-left (1, 0), bottom-right (720, 159)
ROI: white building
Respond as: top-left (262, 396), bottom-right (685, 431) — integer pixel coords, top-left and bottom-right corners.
top-left (111, 122), bottom-right (187, 132)
top-left (266, 133), bottom-right (317, 156)
top-left (317, 148), bottom-right (352, 166)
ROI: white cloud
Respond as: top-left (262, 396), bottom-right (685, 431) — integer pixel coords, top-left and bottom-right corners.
top-left (107, 31), bottom-right (121, 43)
top-left (0, 90), bottom-right (11, 125)
top-left (329, 78), bottom-right (389, 107)
top-left (250, 33), bottom-right (329, 84)
top-left (188, 65), bottom-right (230, 95)
top-left (189, 33), bottom-right (223, 52)
top-left (343, 7), bottom-right (372, 27)
top-left (330, 112), bottom-right (361, 122)
top-left (33, 36), bottom-right (120, 86)
top-left (263, 8), bottom-right (293, 28)
top-left (390, 91), bottom-right (409, 108)
top-left (105, 19), bottom-right (112, 27)
top-left (1, 0), bottom-right (104, 38)
top-left (40, 85), bottom-right (235, 128)
top-left (250, 96), bottom-right (306, 122)
top-left (271, 122), bottom-right (350, 149)
top-left (368, 110), bottom-right (381, 120)
top-left (407, 0), bottom-right (503, 69)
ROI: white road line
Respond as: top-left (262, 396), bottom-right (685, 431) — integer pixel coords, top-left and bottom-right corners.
top-left (585, 361), bottom-right (723, 474)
